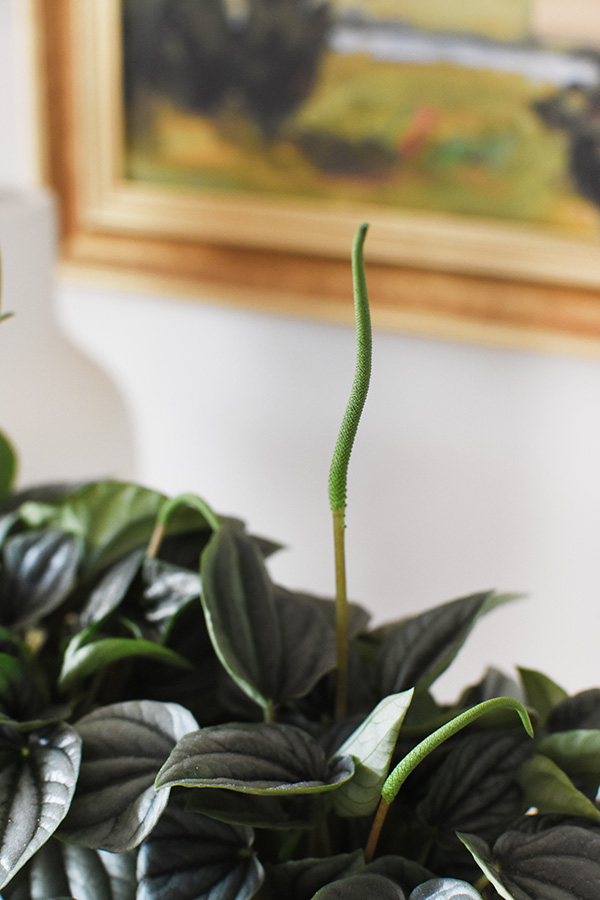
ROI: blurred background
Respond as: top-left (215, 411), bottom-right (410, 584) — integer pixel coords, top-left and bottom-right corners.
top-left (2, 0), bottom-right (600, 701)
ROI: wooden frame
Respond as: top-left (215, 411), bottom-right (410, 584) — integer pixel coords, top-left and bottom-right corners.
top-left (33, 0), bottom-right (600, 349)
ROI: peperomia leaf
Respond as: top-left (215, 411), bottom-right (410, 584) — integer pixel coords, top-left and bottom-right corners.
top-left (0, 724), bottom-right (82, 890)
top-left (58, 623), bottom-right (193, 692)
top-left (136, 804), bottom-right (263, 900)
top-left (312, 873), bottom-right (406, 898)
top-left (139, 557), bottom-right (201, 633)
top-left (18, 481), bottom-right (210, 577)
top-left (536, 729), bottom-right (600, 784)
top-left (333, 690), bottom-right (414, 817)
top-left (460, 825), bottom-right (600, 900)
top-left (518, 754), bottom-right (600, 822)
top-left (0, 432), bottom-right (16, 503)
top-left (0, 837), bottom-right (137, 900)
top-left (183, 784), bottom-right (329, 830)
top-left (546, 689), bottom-right (600, 732)
top-left (79, 552), bottom-right (201, 638)
top-left (200, 523), bottom-right (345, 711)
top-left (373, 592), bottom-right (514, 697)
top-left (155, 722), bottom-right (354, 795)
top-left (79, 550), bottom-right (145, 627)
top-left (409, 879), bottom-right (482, 900)
top-left (518, 668), bottom-right (568, 726)
top-left (265, 852), bottom-right (365, 900)
top-left (0, 530), bottom-right (80, 628)
top-left (60, 700), bottom-right (197, 852)
top-left (415, 731), bottom-right (532, 840)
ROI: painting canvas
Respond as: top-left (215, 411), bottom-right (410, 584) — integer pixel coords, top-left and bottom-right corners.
top-left (121, 0), bottom-right (600, 237)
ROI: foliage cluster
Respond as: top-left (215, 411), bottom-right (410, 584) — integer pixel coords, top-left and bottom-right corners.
top-left (0, 232), bottom-right (598, 899)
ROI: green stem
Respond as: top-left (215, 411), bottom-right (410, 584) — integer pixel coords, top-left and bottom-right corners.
top-left (333, 508), bottom-right (348, 720)
top-left (329, 224), bottom-right (372, 719)
top-left (147, 492), bottom-right (221, 558)
top-left (364, 697), bottom-right (533, 861)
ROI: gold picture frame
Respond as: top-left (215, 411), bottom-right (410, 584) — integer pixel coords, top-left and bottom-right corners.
top-left (34, 0), bottom-right (600, 349)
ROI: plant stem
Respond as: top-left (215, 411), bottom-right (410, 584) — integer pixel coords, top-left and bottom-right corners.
top-left (364, 797), bottom-right (390, 863)
top-left (146, 492), bottom-right (221, 558)
top-left (364, 697), bottom-right (533, 860)
top-left (333, 507), bottom-right (349, 720)
top-left (328, 224), bottom-right (372, 720)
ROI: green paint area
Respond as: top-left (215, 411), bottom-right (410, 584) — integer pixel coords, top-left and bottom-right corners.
top-left (331, 0), bottom-right (532, 42)
top-left (126, 52), bottom-right (597, 232)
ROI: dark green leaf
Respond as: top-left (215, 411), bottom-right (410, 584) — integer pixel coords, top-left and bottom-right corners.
top-left (60, 700), bottom-right (197, 851)
top-left (183, 783), bottom-right (328, 829)
top-left (200, 523), bottom-right (345, 709)
top-left (519, 754), bottom-right (600, 822)
top-left (136, 805), bottom-right (263, 900)
top-left (0, 432), bottom-right (16, 502)
top-left (537, 730), bottom-right (600, 785)
top-left (458, 668), bottom-right (523, 709)
top-left (409, 879), bottom-right (482, 900)
top-left (0, 531), bottom-right (80, 628)
top-left (79, 551), bottom-right (144, 627)
top-left (373, 592), bottom-right (514, 697)
top-left (312, 874), bottom-right (405, 898)
top-left (265, 853), bottom-right (364, 900)
top-left (139, 557), bottom-right (201, 634)
top-left (0, 837), bottom-right (137, 900)
top-left (156, 722), bottom-right (354, 795)
top-left (59, 625), bottom-right (193, 692)
top-left (0, 724), bottom-right (82, 890)
top-left (366, 858), bottom-right (435, 896)
top-left (495, 825), bottom-right (600, 900)
top-left (333, 690), bottom-right (414, 817)
top-left (19, 481), bottom-right (210, 577)
top-left (547, 690), bottom-right (600, 732)
top-left (457, 834), bottom-right (515, 900)
top-left (416, 731), bottom-right (531, 840)
top-left (518, 668), bottom-right (568, 725)
top-left (461, 824), bottom-right (600, 900)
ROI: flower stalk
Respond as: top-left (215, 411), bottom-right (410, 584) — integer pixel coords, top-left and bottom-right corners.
top-left (328, 224), bottom-right (372, 719)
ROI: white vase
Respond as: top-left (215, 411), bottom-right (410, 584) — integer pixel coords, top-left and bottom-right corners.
top-left (0, 188), bottom-right (135, 487)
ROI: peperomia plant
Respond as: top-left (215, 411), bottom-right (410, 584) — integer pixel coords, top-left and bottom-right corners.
top-left (0, 231), bottom-right (598, 900)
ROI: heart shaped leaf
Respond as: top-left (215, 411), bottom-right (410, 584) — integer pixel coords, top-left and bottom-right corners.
top-left (0, 530), bottom-right (80, 628)
top-left (139, 557), bottom-right (201, 634)
top-left (60, 700), bottom-right (197, 852)
top-left (416, 731), bottom-right (531, 839)
top-left (156, 722), bottom-right (354, 795)
top-left (518, 668), bottom-right (568, 726)
top-left (536, 729), bottom-right (600, 785)
top-left (461, 825), bottom-right (600, 900)
top-left (312, 873), bottom-right (406, 898)
top-left (408, 879), bottom-right (482, 900)
top-left (333, 690), bottom-right (414, 817)
top-left (183, 784), bottom-right (328, 830)
top-left (19, 481), bottom-right (210, 577)
top-left (265, 852), bottom-right (364, 900)
top-left (79, 550), bottom-right (144, 627)
top-left (374, 592), bottom-right (513, 697)
top-left (200, 523), bottom-right (348, 710)
top-left (59, 625), bottom-right (193, 692)
top-left (1, 837), bottom-right (137, 900)
top-left (0, 724), bottom-right (82, 890)
top-left (136, 805), bottom-right (263, 900)
top-left (519, 754), bottom-right (600, 822)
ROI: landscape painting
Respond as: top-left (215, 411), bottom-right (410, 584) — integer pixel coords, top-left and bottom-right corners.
top-left (121, 0), bottom-right (600, 236)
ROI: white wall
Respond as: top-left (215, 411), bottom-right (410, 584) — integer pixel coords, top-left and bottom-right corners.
top-left (3, 0), bottom-right (600, 701)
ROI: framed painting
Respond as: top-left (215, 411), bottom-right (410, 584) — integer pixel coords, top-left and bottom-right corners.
top-left (34, 0), bottom-right (600, 347)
